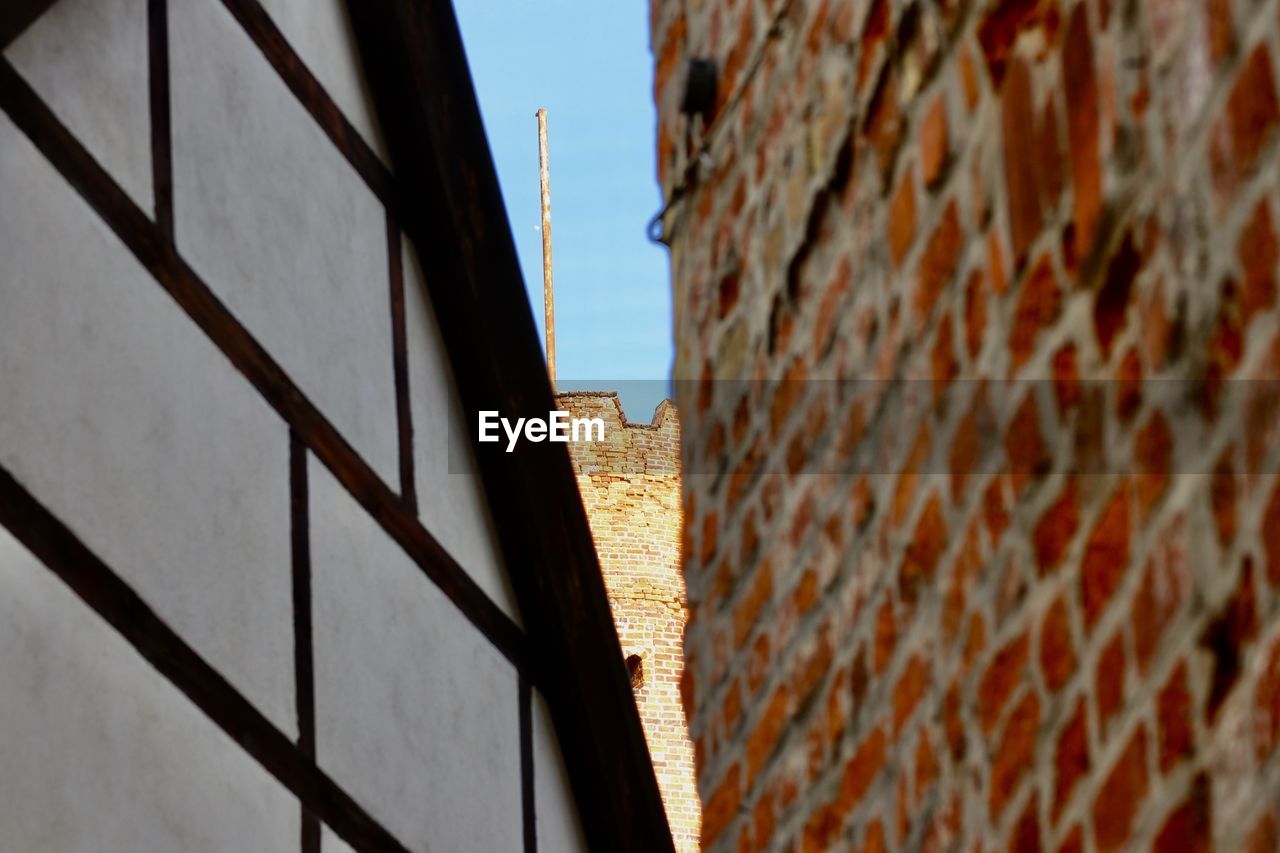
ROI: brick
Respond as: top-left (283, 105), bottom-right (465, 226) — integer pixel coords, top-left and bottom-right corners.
top-left (702, 509), bottom-right (720, 564)
top-left (1005, 393), bottom-right (1050, 486)
top-left (1040, 593), bottom-right (1077, 692)
top-left (914, 731), bottom-right (939, 800)
top-left (850, 645), bottom-right (869, 710)
top-left (719, 269), bottom-right (741, 319)
top-left (793, 627), bottom-right (834, 702)
top-left (801, 802), bottom-right (842, 852)
top-left (1053, 699), bottom-right (1090, 823)
top-left (1035, 478), bottom-right (1080, 574)
top-left (865, 66), bottom-right (904, 179)
top-left (990, 691), bottom-right (1041, 819)
top-left (989, 230), bottom-right (1009, 294)
top-left (965, 268), bottom-right (986, 360)
top-left (792, 568), bottom-right (819, 616)
top-left (985, 474), bottom-right (1012, 543)
top-left (1092, 727), bottom-right (1149, 851)
top-left (892, 655), bottom-right (930, 734)
top-left (835, 726), bottom-right (887, 812)
top-left (944, 679), bottom-right (965, 761)
top-left (978, 0), bottom-right (1041, 83)
top-left (724, 678), bottom-right (744, 735)
top-left (1010, 254), bottom-right (1062, 371)
top-left (864, 818), bottom-right (887, 853)
top-left (1095, 630), bottom-right (1127, 733)
top-left (966, 611), bottom-right (989, 671)
top-left (857, 0), bottom-right (890, 89)
top-left (931, 314), bottom-right (959, 403)
top-left (874, 596), bottom-right (897, 674)
top-left (747, 632), bottom-right (771, 694)
top-left (900, 493), bottom-right (946, 605)
top-left (889, 167), bottom-right (918, 267)
top-left (1210, 45), bottom-right (1280, 202)
top-left (1115, 347), bottom-right (1143, 422)
top-left (752, 785), bottom-right (776, 847)
top-left (979, 631), bottom-right (1031, 732)
top-left (1211, 448), bottom-right (1237, 548)
top-left (1152, 774), bottom-right (1211, 853)
top-left (746, 685), bottom-right (791, 784)
top-left (1135, 411), bottom-right (1172, 517)
top-left (1036, 101), bottom-right (1065, 212)
top-left (1157, 660), bottom-right (1194, 773)
top-left (1206, 0), bottom-right (1233, 61)
top-left (1095, 234), bottom-right (1140, 359)
top-left (1141, 278), bottom-right (1175, 369)
top-left (950, 392), bottom-right (985, 501)
top-left (1063, 4), bottom-right (1102, 260)
top-left (959, 48), bottom-right (980, 108)
top-left (702, 763), bottom-right (742, 847)
top-left (1204, 288), bottom-right (1245, 415)
top-left (1002, 56), bottom-right (1043, 265)
top-left (1052, 343), bottom-right (1082, 414)
top-left (920, 96), bottom-right (948, 188)
top-left (734, 560), bottom-right (775, 647)
top-left (1057, 825), bottom-right (1084, 853)
top-left (1081, 486), bottom-right (1132, 631)
top-left (1010, 794), bottom-right (1044, 852)
top-left (1201, 559), bottom-right (1259, 722)
top-left (1238, 200), bottom-right (1278, 324)
top-left (914, 200), bottom-right (963, 327)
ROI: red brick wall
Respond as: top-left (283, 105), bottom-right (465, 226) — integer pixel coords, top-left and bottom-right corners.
top-left (651, 0), bottom-right (1280, 848)
top-left (555, 393), bottom-right (700, 850)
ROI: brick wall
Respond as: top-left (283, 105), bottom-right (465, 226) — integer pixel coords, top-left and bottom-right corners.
top-left (556, 393), bottom-right (700, 849)
top-left (651, 0), bottom-right (1280, 848)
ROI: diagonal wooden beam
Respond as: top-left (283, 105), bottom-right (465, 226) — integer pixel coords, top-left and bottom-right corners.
top-left (0, 55), bottom-right (527, 675)
top-left (342, 3), bottom-right (676, 851)
top-left (0, 0), bottom-right (59, 50)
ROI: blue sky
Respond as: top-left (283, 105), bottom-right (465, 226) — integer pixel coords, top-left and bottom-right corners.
top-left (454, 1), bottom-right (673, 420)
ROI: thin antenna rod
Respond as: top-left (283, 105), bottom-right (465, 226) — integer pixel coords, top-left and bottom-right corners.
top-left (537, 107), bottom-right (556, 391)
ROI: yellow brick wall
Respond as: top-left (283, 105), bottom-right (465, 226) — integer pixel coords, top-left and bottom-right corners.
top-left (557, 392), bottom-right (698, 851)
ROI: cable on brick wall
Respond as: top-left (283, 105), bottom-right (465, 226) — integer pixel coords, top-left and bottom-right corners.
top-left (647, 0), bottom-right (796, 245)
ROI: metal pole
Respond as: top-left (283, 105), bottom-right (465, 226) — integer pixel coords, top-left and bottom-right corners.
top-left (537, 107), bottom-right (556, 391)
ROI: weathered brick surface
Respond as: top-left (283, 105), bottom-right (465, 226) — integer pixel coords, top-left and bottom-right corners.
top-left (650, 0), bottom-right (1280, 846)
top-left (556, 394), bottom-right (699, 850)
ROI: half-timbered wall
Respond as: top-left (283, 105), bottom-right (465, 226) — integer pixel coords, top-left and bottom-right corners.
top-left (0, 0), bottom-right (586, 849)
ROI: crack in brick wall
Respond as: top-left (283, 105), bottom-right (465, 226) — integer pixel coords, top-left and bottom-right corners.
top-left (650, 0), bottom-right (1280, 848)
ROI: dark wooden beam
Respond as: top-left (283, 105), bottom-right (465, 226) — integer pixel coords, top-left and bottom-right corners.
top-left (0, 461), bottom-right (410, 853)
top-left (0, 0), bottom-right (58, 50)
top-left (342, 3), bottom-right (675, 851)
top-left (219, 0), bottom-right (393, 207)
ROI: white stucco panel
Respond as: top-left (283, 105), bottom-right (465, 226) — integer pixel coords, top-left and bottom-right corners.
top-left (309, 458), bottom-right (522, 852)
top-left (403, 237), bottom-right (520, 621)
top-left (0, 526), bottom-right (299, 852)
top-left (534, 690), bottom-right (590, 853)
top-left (5, 0), bottom-right (152, 211)
top-left (170, 0), bottom-right (398, 486)
top-left (256, 0), bottom-right (391, 164)
top-left (0, 113), bottom-right (295, 736)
